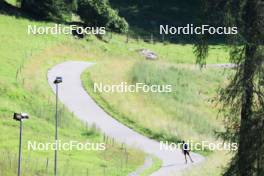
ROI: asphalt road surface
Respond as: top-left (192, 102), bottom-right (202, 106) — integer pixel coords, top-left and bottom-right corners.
top-left (48, 61), bottom-right (205, 176)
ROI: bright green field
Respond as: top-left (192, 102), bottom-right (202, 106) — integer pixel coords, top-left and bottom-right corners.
top-left (81, 23), bottom-right (233, 175)
top-left (0, 13), bottom-right (147, 176)
top-left (1, 0), bottom-right (233, 175)
top-left (81, 37), bottom-right (231, 143)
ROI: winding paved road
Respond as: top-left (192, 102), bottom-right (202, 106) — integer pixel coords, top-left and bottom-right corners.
top-left (47, 61), bottom-right (205, 176)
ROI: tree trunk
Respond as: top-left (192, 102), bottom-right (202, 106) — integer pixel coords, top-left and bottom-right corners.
top-left (238, 0), bottom-right (263, 175)
top-left (238, 45), bottom-right (257, 176)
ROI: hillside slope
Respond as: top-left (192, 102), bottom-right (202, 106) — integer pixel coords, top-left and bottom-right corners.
top-left (0, 13), bottom-right (146, 176)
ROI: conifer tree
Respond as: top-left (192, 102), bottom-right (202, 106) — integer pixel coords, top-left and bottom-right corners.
top-left (195, 0), bottom-right (264, 175)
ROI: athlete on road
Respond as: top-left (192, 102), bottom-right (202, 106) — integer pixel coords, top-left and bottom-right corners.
top-left (182, 141), bottom-right (194, 164)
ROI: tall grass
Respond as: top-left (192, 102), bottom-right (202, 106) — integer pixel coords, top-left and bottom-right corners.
top-left (82, 51), bottom-right (233, 175)
top-left (130, 62), bottom-right (227, 139)
top-left (0, 4), bottom-right (233, 175)
top-left (83, 59), bottom-right (231, 144)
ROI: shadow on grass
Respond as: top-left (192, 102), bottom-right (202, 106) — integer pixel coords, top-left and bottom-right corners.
top-left (0, 1), bottom-right (67, 23)
top-left (0, 1), bottom-right (32, 19)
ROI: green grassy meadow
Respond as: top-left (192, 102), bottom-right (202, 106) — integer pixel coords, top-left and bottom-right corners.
top-left (1, 0), bottom-right (234, 175)
top-left (81, 38), bottom-right (231, 143)
top-left (81, 25), bottom-right (233, 175)
top-left (0, 14), bottom-right (147, 176)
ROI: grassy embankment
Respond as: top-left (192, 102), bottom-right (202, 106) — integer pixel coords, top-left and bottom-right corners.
top-left (0, 13), bottom-right (148, 176)
top-left (81, 30), bottom-right (233, 175)
top-left (82, 33), bottom-right (231, 143)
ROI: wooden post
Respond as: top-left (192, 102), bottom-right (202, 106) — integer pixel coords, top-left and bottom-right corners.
top-left (46, 157), bottom-right (49, 174)
top-left (86, 168), bottom-right (89, 176)
top-left (86, 122), bottom-right (88, 131)
top-left (126, 32), bottom-right (129, 43)
top-left (125, 151), bottom-right (128, 168)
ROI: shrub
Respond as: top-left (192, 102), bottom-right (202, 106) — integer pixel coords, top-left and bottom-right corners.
top-left (20, 0), bottom-right (74, 21)
top-left (77, 0), bottom-right (128, 33)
